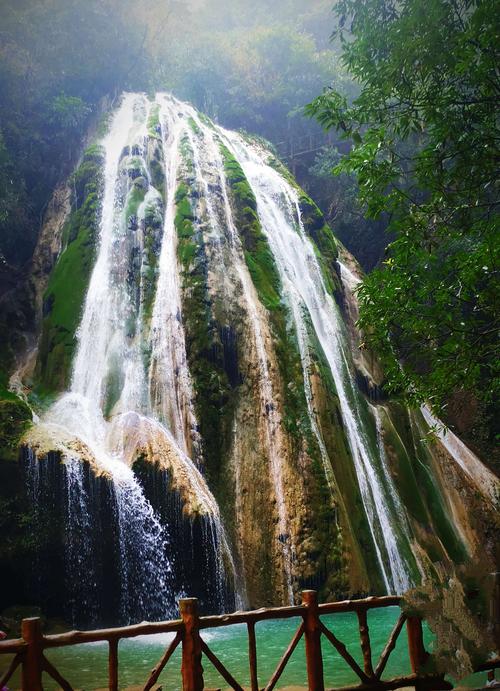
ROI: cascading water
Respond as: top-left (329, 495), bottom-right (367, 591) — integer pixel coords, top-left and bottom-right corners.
top-left (221, 129), bottom-right (419, 594)
top-left (26, 93), bottom-right (239, 624)
top-left (421, 406), bottom-right (499, 508)
top-left (172, 101), bottom-right (295, 602)
top-left (148, 96), bottom-right (201, 458)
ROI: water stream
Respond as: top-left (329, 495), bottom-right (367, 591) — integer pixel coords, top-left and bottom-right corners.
top-left (222, 129), bottom-right (417, 593)
top-left (27, 94), bottom-right (238, 623)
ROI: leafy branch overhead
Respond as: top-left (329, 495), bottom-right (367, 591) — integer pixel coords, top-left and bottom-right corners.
top-left (307, 0), bottom-right (499, 426)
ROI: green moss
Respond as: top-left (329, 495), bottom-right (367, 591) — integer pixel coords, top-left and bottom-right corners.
top-left (36, 146), bottom-right (105, 392)
top-left (197, 112), bottom-right (214, 129)
top-left (71, 144), bottom-right (105, 207)
top-left (298, 193), bottom-right (341, 297)
top-left (221, 145), bottom-right (282, 311)
top-left (379, 404), bottom-right (430, 525)
top-left (410, 412), bottom-right (468, 564)
top-left (175, 184), bottom-right (195, 230)
top-left (305, 315), bottom-right (384, 592)
top-left (139, 195), bottom-right (164, 328)
top-left (188, 117), bottom-right (201, 135)
top-left (173, 180), bottom-right (236, 488)
top-left (127, 156), bottom-right (146, 176)
top-left (96, 111), bottom-right (112, 139)
top-left (174, 183), bottom-right (197, 271)
top-left (221, 143), bottom-right (346, 596)
top-left (150, 158), bottom-right (164, 194)
top-left (147, 103), bottom-right (161, 139)
top-left (141, 231), bottom-right (159, 322)
top-left (125, 184), bottom-right (146, 221)
top-left (0, 397), bottom-right (31, 461)
top-left (179, 134), bottom-right (195, 175)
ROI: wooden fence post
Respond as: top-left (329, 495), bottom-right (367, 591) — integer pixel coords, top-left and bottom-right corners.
top-left (302, 590), bottom-right (324, 691)
top-left (21, 617), bottom-right (43, 691)
top-left (108, 637), bottom-right (119, 691)
top-left (406, 616), bottom-right (428, 674)
top-left (357, 609), bottom-right (374, 678)
top-left (180, 597), bottom-right (204, 691)
top-left (247, 620), bottom-right (259, 691)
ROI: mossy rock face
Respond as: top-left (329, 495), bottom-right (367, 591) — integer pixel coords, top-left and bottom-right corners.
top-left (147, 103), bottom-right (161, 140)
top-left (376, 403), bottom-right (467, 569)
top-left (265, 154), bottom-right (341, 299)
top-left (221, 145), bottom-right (282, 311)
top-left (140, 197), bottom-right (164, 328)
top-left (405, 410), bottom-right (469, 564)
top-left (298, 193), bottom-right (341, 298)
top-left (36, 146), bottom-right (105, 393)
top-left (0, 397), bottom-right (31, 462)
top-left (124, 184), bottom-right (146, 222)
top-left (221, 143), bottom-right (346, 598)
top-left (133, 176), bottom-right (148, 191)
top-left (150, 158), bottom-right (165, 194)
top-left (125, 156), bottom-right (147, 181)
top-left (174, 180), bottom-right (237, 487)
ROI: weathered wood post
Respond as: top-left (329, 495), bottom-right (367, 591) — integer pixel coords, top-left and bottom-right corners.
top-left (247, 620), bottom-right (259, 691)
top-left (302, 590), bottom-right (325, 691)
top-left (108, 637), bottom-right (119, 691)
top-left (357, 608), bottom-right (374, 678)
top-left (180, 597), bottom-right (204, 691)
top-left (21, 617), bottom-right (43, 691)
top-left (406, 616), bottom-right (427, 674)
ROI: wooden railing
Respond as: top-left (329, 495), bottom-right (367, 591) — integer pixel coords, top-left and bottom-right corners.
top-left (0, 590), bottom-right (498, 690)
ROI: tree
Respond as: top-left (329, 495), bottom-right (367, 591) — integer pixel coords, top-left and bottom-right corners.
top-left (307, 0), bottom-right (499, 440)
top-left (0, 0), bottom-right (147, 266)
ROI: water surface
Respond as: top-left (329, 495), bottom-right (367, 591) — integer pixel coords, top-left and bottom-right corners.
top-left (0, 607), bottom-right (438, 689)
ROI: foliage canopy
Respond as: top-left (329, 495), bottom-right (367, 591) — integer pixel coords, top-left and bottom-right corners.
top-left (307, 0), bottom-right (499, 430)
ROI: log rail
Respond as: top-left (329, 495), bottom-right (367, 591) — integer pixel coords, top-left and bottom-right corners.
top-left (0, 590), bottom-right (498, 690)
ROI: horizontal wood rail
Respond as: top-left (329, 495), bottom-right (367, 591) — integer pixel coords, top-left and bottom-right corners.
top-left (0, 590), bottom-right (497, 690)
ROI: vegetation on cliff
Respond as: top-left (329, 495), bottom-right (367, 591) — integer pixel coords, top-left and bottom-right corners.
top-left (308, 0), bottom-right (499, 462)
top-left (174, 174), bottom-right (237, 489)
top-left (0, 392), bottom-right (31, 463)
top-left (36, 145), bottom-right (105, 393)
top-left (221, 143), bottom-right (348, 597)
top-left (0, 1), bottom-right (146, 270)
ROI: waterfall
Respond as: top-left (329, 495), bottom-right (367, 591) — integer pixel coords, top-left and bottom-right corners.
top-left (26, 93), bottom-right (239, 624)
top-left (221, 130), bottom-right (417, 594)
top-left (148, 95), bottom-right (201, 458)
top-left (63, 454), bottom-right (99, 624)
top-left (178, 103), bottom-right (295, 602)
top-left (24, 91), bottom-right (439, 622)
top-left (421, 406), bottom-right (499, 508)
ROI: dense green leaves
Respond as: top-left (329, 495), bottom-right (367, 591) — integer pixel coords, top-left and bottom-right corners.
top-left (0, 0), bottom-right (146, 267)
top-left (308, 0), bottom-right (499, 431)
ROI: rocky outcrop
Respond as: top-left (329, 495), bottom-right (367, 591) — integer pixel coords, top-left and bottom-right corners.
top-left (35, 145), bottom-right (105, 393)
